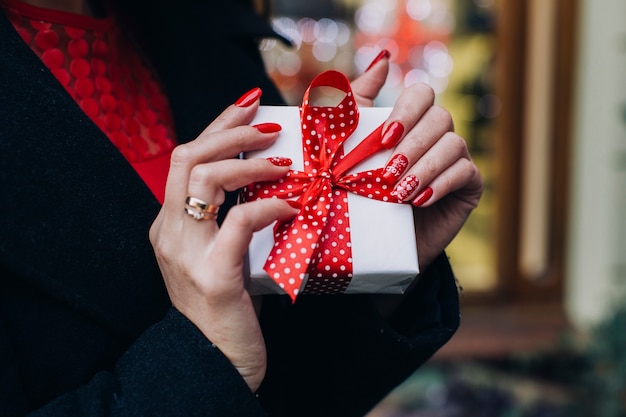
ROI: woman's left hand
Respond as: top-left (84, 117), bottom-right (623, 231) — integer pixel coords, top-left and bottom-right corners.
top-left (350, 53), bottom-right (484, 272)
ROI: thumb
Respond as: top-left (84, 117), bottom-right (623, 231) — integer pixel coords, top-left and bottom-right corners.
top-left (351, 50), bottom-right (390, 107)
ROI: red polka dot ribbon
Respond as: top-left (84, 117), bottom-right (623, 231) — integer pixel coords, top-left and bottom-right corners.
top-left (245, 71), bottom-right (402, 302)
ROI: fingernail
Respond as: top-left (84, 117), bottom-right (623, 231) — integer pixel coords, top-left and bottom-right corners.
top-left (381, 121), bottom-right (404, 149)
top-left (390, 175), bottom-right (419, 201)
top-left (365, 49), bottom-right (391, 72)
top-left (412, 187), bottom-right (433, 207)
top-left (383, 154), bottom-right (409, 183)
top-left (235, 87), bottom-right (262, 107)
top-left (287, 200), bottom-right (302, 210)
top-left (253, 122), bottom-right (282, 133)
top-left (267, 156), bottom-right (292, 166)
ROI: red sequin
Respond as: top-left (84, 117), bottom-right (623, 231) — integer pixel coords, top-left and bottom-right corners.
top-left (130, 135), bottom-right (148, 154)
top-left (68, 38), bottom-right (89, 57)
top-left (124, 118), bottom-right (140, 136)
top-left (41, 48), bottom-right (64, 68)
top-left (35, 29), bottom-right (58, 50)
top-left (91, 38), bottom-right (108, 57)
top-left (100, 94), bottom-right (118, 112)
top-left (118, 101), bottom-right (134, 118)
top-left (75, 78), bottom-right (94, 98)
top-left (70, 58), bottom-right (90, 78)
top-left (105, 113), bottom-right (122, 131)
top-left (51, 68), bottom-right (70, 86)
top-left (29, 19), bottom-right (50, 31)
top-left (139, 109), bottom-right (157, 126)
top-left (149, 124), bottom-right (167, 141)
top-left (95, 76), bottom-right (112, 94)
top-left (80, 97), bottom-right (100, 118)
top-left (65, 26), bottom-right (84, 39)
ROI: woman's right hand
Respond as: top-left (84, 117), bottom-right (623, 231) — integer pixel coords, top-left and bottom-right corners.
top-left (148, 89), bottom-right (298, 392)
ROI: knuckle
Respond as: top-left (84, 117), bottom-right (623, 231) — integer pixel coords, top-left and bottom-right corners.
top-left (459, 159), bottom-right (484, 192)
top-left (411, 82), bottom-right (435, 103)
top-left (469, 162), bottom-right (484, 190)
top-left (151, 235), bottom-right (172, 262)
top-left (422, 157), bottom-right (439, 176)
top-left (188, 164), bottom-right (212, 189)
top-left (232, 126), bottom-right (252, 144)
top-left (225, 204), bottom-right (253, 230)
top-left (170, 144), bottom-right (194, 168)
top-left (430, 105), bottom-right (453, 128)
top-left (447, 132), bottom-right (467, 154)
top-left (148, 223), bottom-right (158, 245)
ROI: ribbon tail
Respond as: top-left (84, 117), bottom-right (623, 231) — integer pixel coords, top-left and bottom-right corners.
top-left (263, 212), bottom-right (321, 303)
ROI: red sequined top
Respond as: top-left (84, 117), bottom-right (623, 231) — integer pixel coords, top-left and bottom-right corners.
top-left (1, 0), bottom-right (176, 203)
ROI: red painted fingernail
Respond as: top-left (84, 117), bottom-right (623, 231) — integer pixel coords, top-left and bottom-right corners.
top-left (287, 200), bottom-right (302, 210)
top-left (380, 122), bottom-right (404, 149)
top-left (390, 175), bottom-right (419, 201)
top-left (381, 121), bottom-right (404, 149)
top-left (383, 154), bottom-right (409, 182)
top-left (253, 122), bottom-right (282, 133)
top-left (235, 87), bottom-right (262, 107)
top-left (365, 49), bottom-right (391, 72)
top-left (267, 156), bottom-right (292, 166)
top-left (412, 187), bottom-right (433, 207)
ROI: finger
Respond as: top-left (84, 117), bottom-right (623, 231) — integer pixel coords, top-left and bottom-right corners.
top-left (351, 50), bottom-right (390, 107)
top-left (200, 87), bottom-right (264, 136)
top-left (163, 125), bottom-right (281, 211)
top-left (382, 104), bottom-right (454, 184)
top-left (390, 132), bottom-right (469, 202)
top-left (186, 158), bottom-right (292, 207)
top-left (379, 83), bottom-right (438, 151)
top-left (411, 157), bottom-right (482, 208)
top-left (213, 199), bottom-right (300, 265)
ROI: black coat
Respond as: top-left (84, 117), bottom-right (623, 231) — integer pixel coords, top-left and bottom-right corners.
top-left (0, 2), bottom-right (460, 416)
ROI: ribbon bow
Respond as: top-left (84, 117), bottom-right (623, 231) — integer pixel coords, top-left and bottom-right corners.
top-left (245, 70), bottom-right (402, 301)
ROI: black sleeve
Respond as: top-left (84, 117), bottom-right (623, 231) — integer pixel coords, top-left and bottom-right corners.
top-left (0, 309), bottom-right (265, 417)
top-left (257, 252), bottom-right (460, 417)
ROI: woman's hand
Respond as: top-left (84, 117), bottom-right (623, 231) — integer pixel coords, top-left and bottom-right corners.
top-left (149, 89), bottom-right (298, 392)
top-left (351, 51), bottom-right (483, 272)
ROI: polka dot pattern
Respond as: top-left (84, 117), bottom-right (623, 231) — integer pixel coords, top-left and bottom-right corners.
top-left (243, 71), bottom-right (403, 301)
top-left (5, 5), bottom-right (176, 163)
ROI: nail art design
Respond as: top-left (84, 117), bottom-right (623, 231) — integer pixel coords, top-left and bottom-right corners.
top-left (267, 156), bottom-right (292, 166)
top-left (381, 121), bottom-right (404, 149)
top-left (365, 49), bottom-right (391, 72)
top-left (412, 187), bottom-right (433, 207)
top-left (383, 154), bottom-right (409, 182)
top-left (390, 175), bottom-right (419, 201)
top-left (235, 87), bottom-right (262, 107)
top-left (253, 122), bottom-right (282, 133)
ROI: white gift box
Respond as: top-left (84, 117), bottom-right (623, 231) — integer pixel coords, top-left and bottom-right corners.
top-left (243, 106), bottom-right (419, 296)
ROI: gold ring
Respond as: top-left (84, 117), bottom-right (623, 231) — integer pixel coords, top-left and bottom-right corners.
top-left (185, 196), bottom-right (220, 221)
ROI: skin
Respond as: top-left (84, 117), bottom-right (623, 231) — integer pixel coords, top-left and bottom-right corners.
top-left (17, 0), bottom-right (483, 393)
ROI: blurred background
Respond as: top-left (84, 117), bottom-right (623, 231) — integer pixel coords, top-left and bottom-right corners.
top-left (258, 0), bottom-right (626, 415)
